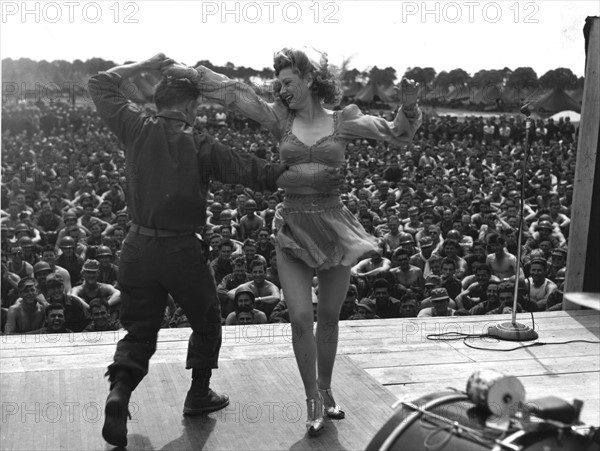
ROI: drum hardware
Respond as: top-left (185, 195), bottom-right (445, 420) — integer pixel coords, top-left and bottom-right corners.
top-left (401, 401), bottom-right (521, 451)
top-left (466, 370), bottom-right (526, 431)
top-left (367, 370), bottom-right (600, 450)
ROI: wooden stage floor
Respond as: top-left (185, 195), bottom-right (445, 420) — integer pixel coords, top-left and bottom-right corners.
top-left (1, 310), bottom-right (599, 450)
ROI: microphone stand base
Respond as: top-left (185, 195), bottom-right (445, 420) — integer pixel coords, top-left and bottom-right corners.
top-left (488, 321), bottom-right (539, 341)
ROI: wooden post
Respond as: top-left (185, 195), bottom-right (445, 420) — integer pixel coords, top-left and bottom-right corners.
top-left (564, 17), bottom-right (600, 309)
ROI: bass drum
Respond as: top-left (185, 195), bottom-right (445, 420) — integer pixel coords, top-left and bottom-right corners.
top-left (366, 391), bottom-right (599, 451)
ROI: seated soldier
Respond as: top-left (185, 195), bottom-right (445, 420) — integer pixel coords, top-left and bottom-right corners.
top-left (409, 236), bottom-right (435, 277)
top-left (95, 246), bottom-right (119, 287)
top-left (239, 199), bottom-right (264, 240)
top-left (33, 260), bottom-right (53, 302)
top-left (45, 273), bottom-right (90, 332)
top-left (217, 256), bottom-right (251, 318)
top-left (225, 287), bottom-right (267, 325)
top-left (399, 291), bottom-right (419, 318)
top-left (265, 249), bottom-right (280, 289)
top-left (486, 281), bottom-right (523, 315)
top-left (547, 248), bottom-right (567, 283)
top-left (210, 239), bottom-right (235, 285)
top-left (440, 257), bottom-right (463, 301)
top-left (469, 281), bottom-right (500, 315)
top-left (232, 238), bottom-right (267, 268)
top-left (455, 263), bottom-right (498, 311)
top-left (527, 258), bottom-right (558, 310)
top-left (31, 303), bottom-right (73, 334)
top-left (546, 290), bottom-right (563, 312)
top-left (71, 259), bottom-right (121, 314)
top-left (2, 259), bottom-right (22, 308)
top-left (228, 260), bottom-right (280, 319)
top-left (83, 298), bottom-right (121, 332)
top-left (427, 254), bottom-right (443, 278)
top-left (235, 310), bottom-right (259, 325)
top-left (435, 239), bottom-right (467, 279)
top-left (369, 278), bottom-right (402, 319)
top-left (486, 233), bottom-right (520, 280)
top-left (256, 228), bottom-right (275, 266)
top-left (4, 277), bottom-right (46, 334)
top-left (168, 301), bottom-right (192, 328)
top-left (40, 245), bottom-right (72, 292)
top-left (348, 298), bottom-right (380, 320)
top-left (418, 288), bottom-right (456, 317)
top-left (270, 288), bottom-right (319, 323)
top-left (339, 284), bottom-right (358, 320)
top-left (351, 243), bottom-right (392, 285)
top-left (390, 249), bottom-right (425, 295)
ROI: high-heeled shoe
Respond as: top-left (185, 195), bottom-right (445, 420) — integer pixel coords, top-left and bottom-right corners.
top-left (306, 395), bottom-right (325, 436)
top-left (319, 388), bottom-right (345, 419)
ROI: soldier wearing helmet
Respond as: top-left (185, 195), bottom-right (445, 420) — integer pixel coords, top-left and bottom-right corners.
top-left (397, 232), bottom-right (416, 256)
top-left (55, 236), bottom-right (84, 286)
top-left (224, 287), bottom-right (267, 325)
top-left (33, 260), bottom-right (53, 299)
top-left (55, 210), bottom-right (89, 249)
top-left (95, 245), bottom-right (118, 286)
top-left (17, 236), bottom-right (39, 266)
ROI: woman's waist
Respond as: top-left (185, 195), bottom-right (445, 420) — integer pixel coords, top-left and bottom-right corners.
top-left (280, 191), bottom-right (343, 211)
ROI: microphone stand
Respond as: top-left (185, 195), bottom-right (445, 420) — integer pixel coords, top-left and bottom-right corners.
top-left (488, 105), bottom-right (539, 341)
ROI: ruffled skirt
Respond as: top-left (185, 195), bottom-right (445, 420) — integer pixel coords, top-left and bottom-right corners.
top-left (274, 193), bottom-right (377, 270)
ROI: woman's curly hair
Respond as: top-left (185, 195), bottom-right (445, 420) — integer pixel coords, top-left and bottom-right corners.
top-left (272, 47), bottom-right (341, 105)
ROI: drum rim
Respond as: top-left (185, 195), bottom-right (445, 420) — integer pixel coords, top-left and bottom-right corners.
top-left (378, 392), bottom-right (470, 451)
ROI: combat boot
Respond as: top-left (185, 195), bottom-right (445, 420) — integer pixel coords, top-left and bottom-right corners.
top-left (183, 368), bottom-right (229, 415)
top-left (102, 370), bottom-right (133, 447)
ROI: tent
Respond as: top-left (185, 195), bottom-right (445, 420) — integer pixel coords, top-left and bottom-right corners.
top-left (446, 84), bottom-right (471, 102)
top-left (566, 87), bottom-right (584, 104)
top-left (469, 84), bottom-right (503, 105)
top-left (423, 84), bottom-right (451, 102)
top-left (549, 110), bottom-right (581, 123)
top-left (355, 83), bottom-right (393, 103)
top-left (533, 89), bottom-right (581, 114)
top-left (342, 83), bottom-right (364, 98)
top-left (501, 85), bottom-right (540, 106)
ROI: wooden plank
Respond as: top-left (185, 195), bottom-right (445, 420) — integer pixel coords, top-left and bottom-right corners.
top-left (351, 348), bottom-right (475, 369)
top-left (565, 17), bottom-right (600, 300)
top-left (367, 355), bottom-right (599, 385)
top-left (341, 310), bottom-right (597, 328)
top-left (448, 340), bottom-right (600, 362)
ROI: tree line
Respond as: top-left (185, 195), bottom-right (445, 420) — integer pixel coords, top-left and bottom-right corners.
top-left (1, 57), bottom-right (584, 99)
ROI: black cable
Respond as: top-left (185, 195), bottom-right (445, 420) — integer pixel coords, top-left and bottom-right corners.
top-left (426, 332), bottom-right (600, 351)
top-left (463, 338), bottom-right (600, 352)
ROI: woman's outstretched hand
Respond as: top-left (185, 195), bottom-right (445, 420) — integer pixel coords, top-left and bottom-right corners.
top-left (395, 78), bottom-right (422, 108)
top-left (143, 53), bottom-right (175, 71)
top-left (162, 63), bottom-right (201, 83)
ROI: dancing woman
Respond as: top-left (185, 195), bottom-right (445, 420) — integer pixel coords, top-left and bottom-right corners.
top-left (166, 48), bottom-right (421, 435)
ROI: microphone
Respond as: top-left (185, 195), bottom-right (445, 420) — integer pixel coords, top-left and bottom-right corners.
top-left (520, 103), bottom-right (531, 117)
top-left (487, 102), bottom-right (538, 342)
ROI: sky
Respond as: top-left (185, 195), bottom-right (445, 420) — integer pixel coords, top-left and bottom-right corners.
top-left (1, 0), bottom-right (599, 78)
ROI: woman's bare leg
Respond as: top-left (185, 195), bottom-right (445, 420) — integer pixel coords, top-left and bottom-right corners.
top-left (276, 248), bottom-right (319, 399)
top-left (315, 265), bottom-right (351, 389)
